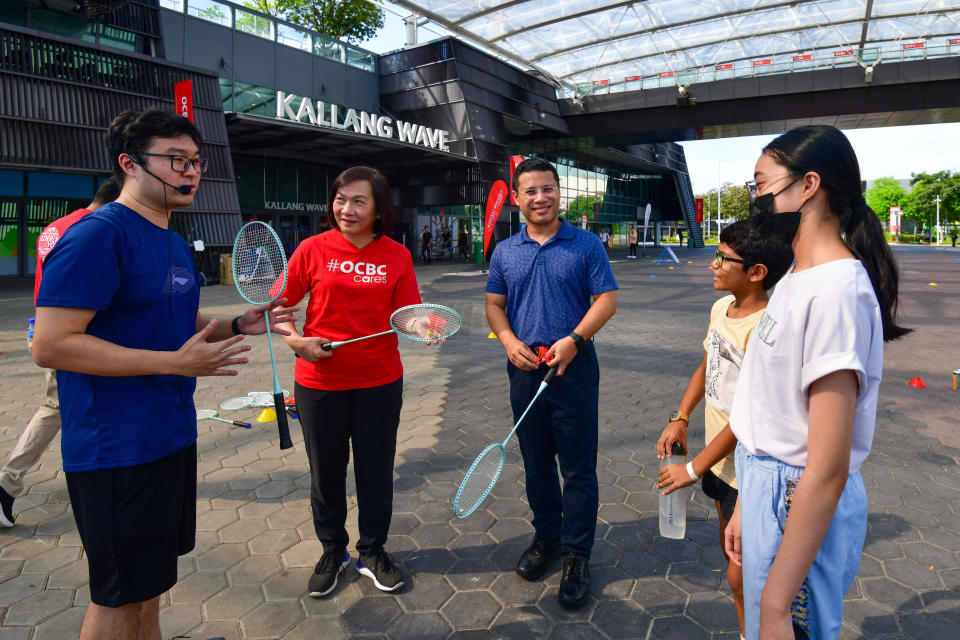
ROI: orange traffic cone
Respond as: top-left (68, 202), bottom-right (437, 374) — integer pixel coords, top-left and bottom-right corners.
top-left (908, 377), bottom-right (927, 388)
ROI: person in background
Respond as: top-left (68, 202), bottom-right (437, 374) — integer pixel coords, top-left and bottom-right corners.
top-left (629, 225), bottom-right (638, 259)
top-left (0, 177), bottom-right (120, 528)
top-left (725, 125), bottom-right (909, 640)
top-left (420, 225), bottom-right (433, 264)
top-left (442, 225), bottom-right (453, 259)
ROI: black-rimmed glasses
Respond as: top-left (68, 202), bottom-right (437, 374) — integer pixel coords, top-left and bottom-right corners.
top-left (136, 152), bottom-right (208, 174)
top-left (715, 249), bottom-right (749, 267)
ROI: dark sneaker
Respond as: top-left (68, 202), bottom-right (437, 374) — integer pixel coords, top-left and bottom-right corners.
top-left (356, 550), bottom-right (404, 592)
top-left (558, 553), bottom-right (590, 609)
top-left (308, 551), bottom-right (350, 597)
top-left (515, 534), bottom-right (560, 581)
top-left (0, 486), bottom-right (14, 527)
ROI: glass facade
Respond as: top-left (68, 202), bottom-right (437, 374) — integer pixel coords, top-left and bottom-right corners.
top-left (0, 170), bottom-right (101, 277)
top-left (165, 0), bottom-right (377, 73)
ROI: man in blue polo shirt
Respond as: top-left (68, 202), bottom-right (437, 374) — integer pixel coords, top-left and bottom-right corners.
top-left (486, 157), bottom-right (618, 609)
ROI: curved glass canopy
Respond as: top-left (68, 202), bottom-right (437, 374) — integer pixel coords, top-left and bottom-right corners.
top-left (388, 0), bottom-right (960, 91)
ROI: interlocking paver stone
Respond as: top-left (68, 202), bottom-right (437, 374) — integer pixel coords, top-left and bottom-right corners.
top-left (3, 247), bottom-right (960, 638)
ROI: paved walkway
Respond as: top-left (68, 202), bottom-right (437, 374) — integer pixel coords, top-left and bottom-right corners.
top-left (0, 245), bottom-right (958, 639)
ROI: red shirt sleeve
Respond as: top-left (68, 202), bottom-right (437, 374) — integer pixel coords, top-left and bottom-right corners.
top-left (391, 249), bottom-right (422, 310)
top-left (281, 238), bottom-right (314, 307)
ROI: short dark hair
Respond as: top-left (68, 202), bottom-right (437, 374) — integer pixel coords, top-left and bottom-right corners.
top-left (720, 220), bottom-right (794, 290)
top-left (91, 177), bottom-right (120, 207)
top-left (327, 166), bottom-right (395, 238)
top-left (106, 108), bottom-right (203, 185)
top-left (511, 157), bottom-right (559, 192)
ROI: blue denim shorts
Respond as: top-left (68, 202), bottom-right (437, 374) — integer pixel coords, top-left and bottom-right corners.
top-left (735, 444), bottom-right (867, 640)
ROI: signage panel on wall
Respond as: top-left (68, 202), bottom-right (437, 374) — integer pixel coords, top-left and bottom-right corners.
top-left (275, 91), bottom-right (450, 151)
top-left (174, 79), bottom-right (193, 123)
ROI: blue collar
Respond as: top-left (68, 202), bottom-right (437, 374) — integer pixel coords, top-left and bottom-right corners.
top-left (514, 218), bottom-right (575, 246)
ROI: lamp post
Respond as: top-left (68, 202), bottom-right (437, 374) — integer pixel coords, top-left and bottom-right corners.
top-left (935, 195), bottom-right (942, 245)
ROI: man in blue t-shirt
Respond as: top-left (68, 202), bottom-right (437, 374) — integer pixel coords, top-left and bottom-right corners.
top-left (33, 107), bottom-right (296, 639)
top-left (486, 158), bottom-right (618, 610)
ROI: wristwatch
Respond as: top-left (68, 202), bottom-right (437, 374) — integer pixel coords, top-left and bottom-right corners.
top-left (568, 331), bottom-right (585, 351)
top-left (669, 409), bottom-right (689, 423)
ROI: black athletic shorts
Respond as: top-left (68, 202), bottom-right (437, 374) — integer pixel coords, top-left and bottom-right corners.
top-left (66, 442), bottom-right (197, 607)
top-left (700, 469), bottom-right (738, 522)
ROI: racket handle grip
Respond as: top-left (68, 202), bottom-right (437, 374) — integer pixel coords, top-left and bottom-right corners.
top-left (543, 365), bottom-right (558, 384)
top-left (233, 420), bottom-right (251, 428)
top-left (320, 342), bottom-right (333, 351)
top-left (275, 392), bottom-right (293, 449)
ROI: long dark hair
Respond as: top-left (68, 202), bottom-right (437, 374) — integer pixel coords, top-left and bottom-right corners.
top-left (327, 166), bottom-right (395, 238)
top-left (763, 126), bottom-right (909, 341)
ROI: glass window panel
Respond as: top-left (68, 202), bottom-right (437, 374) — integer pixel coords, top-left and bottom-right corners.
top-left (159, 0), bottom-right (184, 11)
top-left (235, 9), bottom-right (274, 40)
top-left (233, 81), bottom-right (275, 117)
top-left (277, 23), bottom-right (311, 51)
top-left (0, 3), bottom-right (27, 25)
top-left (29, 9), bottom-right (97, 43)
top-left (187, 0), bottom-right (232, 28)
top-left (99, 25), bottom-right (138, 52)
top-left (314, 35), bottom-right (344, 63)
top-left (219, 77), bottom-right (233, 111)
top-left (346, 46), bottom-right (376, 72)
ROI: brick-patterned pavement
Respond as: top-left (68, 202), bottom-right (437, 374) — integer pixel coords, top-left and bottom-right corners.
top-left (0, 244), bottom-right (958, 639)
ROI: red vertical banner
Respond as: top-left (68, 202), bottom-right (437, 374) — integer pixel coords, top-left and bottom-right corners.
top-left (174, 79), bottom-right (194, 123)
top-left (695, 197), bottom-right (704, 223)
top-left (483, 180), bottom-right (508, 260)
top-left (508, 155), bottom-right (524, 206)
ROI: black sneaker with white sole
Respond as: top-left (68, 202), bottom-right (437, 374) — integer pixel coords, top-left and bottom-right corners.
top-left (356, 550), bottom-right (404, 592)
top-left (308, 551), bottom-right (350, 597)
top-left (0, 485), bottom-right (14, 528)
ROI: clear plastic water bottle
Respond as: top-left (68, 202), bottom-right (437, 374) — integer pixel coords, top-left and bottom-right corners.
top-left (27, 317), bottom-right (35, 340)
top-left (659, 440), bottom-right (689, 539)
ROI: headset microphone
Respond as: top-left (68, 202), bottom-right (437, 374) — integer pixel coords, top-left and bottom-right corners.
top-left (130, 153), bottom-right (194, 195)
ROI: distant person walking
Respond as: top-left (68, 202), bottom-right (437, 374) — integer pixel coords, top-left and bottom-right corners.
top-left (420, 225), bottom-right (432, 264)
top-left (598, 228), bottom-right (611, 252)
top-left (629, 226), bottom-right (638, 258)
top-left (951, 230), bottom-right (957, 247)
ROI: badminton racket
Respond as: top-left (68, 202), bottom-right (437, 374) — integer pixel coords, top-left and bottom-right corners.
top-left (196, 409), bottom-right (251, 429)
top-left (454, 366), bottom-right (558, 518)
top-left (321, 303), bottom-right (462, 351)
top-left (233, 221), bottom-right (292, 449)
top-left (219, 390), bottom-right (290, 411)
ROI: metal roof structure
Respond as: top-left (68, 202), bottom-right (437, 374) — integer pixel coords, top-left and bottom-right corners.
top-left (387, 0), bottom-right (960, 92)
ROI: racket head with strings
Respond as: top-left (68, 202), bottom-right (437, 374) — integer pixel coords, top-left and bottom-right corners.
top-left (220, 396), bottom-right (254, 411)
top-left (390, 304), bottom-right (462, 343)
top-left (248, 390), bottom-right (288, 407)
top-left (453, 443), bottom-right (506, 518)
top-left (232, 221), bottom-right (288, 305)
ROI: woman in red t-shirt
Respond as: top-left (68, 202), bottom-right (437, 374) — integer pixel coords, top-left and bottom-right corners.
top-left (277, 166), bottom-right (421, 598)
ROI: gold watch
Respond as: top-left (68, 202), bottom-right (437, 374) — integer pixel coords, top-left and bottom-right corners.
top-left (669, 409), bottom-right (689, 423)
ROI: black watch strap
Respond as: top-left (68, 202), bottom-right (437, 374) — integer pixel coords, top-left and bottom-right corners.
top-left (568, 331), bottom-right (585, 351)
top-left (231, 316), bottom-right (244, 336)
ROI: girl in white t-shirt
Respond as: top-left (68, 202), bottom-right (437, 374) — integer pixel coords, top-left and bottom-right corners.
top-left (724, 126), bottom-right (909, 640)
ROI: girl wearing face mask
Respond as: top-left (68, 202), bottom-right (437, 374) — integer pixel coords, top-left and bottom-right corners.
top-left (724, 126), bottom-right (909, 640)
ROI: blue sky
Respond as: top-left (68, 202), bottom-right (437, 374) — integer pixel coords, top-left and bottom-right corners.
top-left (359, 5), bottom-right (960, 196)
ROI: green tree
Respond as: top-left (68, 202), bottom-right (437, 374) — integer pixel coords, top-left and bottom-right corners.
top-left (864, 177), bottom-right (907, 223)
top-left (284, 0), bottom-right (384, 43)
top-left (719, 182), bottom-right (750, 221)
top-left (905, 171), bottom-right (960, 229)
top-left (565, 193), bottom-right (604, 222)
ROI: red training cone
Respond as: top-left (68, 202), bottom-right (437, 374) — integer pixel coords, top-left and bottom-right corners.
top-left (908, 377), bottom-right (927, 388)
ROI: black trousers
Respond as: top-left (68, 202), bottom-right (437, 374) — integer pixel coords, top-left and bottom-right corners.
top-left (508, 342), bottom-right (600, 557)
top-left (295, 378), bottom-right (403, 557)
